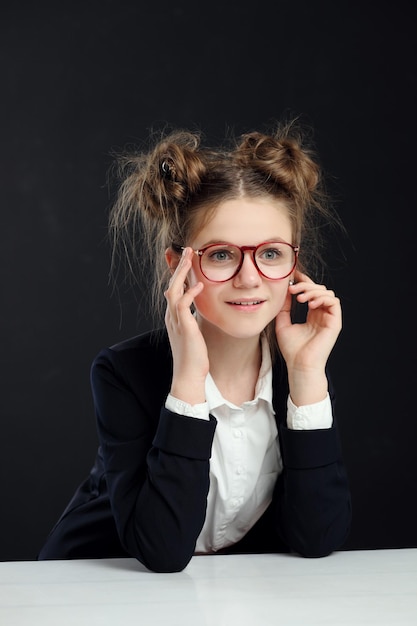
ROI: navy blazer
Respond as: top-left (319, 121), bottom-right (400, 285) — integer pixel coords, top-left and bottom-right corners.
top-left (38, 329), bottom-right (351, 572)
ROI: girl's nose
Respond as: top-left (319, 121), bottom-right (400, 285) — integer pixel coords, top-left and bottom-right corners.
top-left (232, 252), bottom-right (262, 288)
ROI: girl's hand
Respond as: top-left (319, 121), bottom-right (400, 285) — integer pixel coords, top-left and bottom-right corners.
top-left (275, 270), bottom-right (342, 406)
top-left (164, 247), bottom-right (209, 404)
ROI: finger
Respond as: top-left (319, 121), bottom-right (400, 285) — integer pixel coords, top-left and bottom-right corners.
top-left (290, 280), bottom-right (328, 295)
top-left (292, 270), bottom-right (333, 295)
top-left (307, 294), bottom-right (340, 310)
top-left (165, 281), bottom-right (204, 328)
top-left (165, 272), bottom-right (203, 306)
top-left (293, 269), bottom-right (314, 284)
top-left (167, 247), bottom-right (193, 292)
top-left (165, 262), bottom-right (193, 310)
top-left (175, 282), bottom-right (204, 312)
top-left (294, 287), bottom-right (336, 303)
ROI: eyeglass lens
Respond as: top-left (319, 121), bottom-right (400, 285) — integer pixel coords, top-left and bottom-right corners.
top-left (200, 242), bottom-right (296, 281)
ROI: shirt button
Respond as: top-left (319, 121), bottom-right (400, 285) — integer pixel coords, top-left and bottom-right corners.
top-left (236, 466), bottom-right (245, 475)
top-left (233, 429), bottom-right (243, 438)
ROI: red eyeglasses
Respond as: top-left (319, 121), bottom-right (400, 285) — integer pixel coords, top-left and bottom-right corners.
top-left (173, 241), bottom-right (299, 282)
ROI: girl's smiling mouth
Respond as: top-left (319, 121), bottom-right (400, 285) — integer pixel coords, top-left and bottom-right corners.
top-left (226, 298), bottom-right (266, 308)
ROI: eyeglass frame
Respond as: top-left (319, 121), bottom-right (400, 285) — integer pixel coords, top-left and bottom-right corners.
top-left (172, 241), bottom-right (299, 283)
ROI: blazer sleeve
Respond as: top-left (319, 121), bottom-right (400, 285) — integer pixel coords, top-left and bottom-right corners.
top-left (91, 344), bottom-right (216, 572)
top-left (273, 386), bottom-right (352, 557)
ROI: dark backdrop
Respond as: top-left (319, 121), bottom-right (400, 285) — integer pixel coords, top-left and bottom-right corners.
top-left (1, 1), bottom-right (416, 561)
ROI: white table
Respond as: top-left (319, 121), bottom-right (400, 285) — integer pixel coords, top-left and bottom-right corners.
top-left (1, 549), bottom-right (416, 625)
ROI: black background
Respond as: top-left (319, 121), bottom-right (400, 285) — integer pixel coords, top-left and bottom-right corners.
top-left (1, 0), bottom-right (416, 561)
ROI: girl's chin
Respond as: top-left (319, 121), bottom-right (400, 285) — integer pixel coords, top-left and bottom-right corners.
top-left (197, 314), bottom-right (273, 340)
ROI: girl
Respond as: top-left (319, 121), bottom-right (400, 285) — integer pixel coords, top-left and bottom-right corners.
top-left (38, 121), bottom-right (351, 572)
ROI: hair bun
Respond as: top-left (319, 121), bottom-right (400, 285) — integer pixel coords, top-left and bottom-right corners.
top-left (236, 129), bottom-right (320, 201)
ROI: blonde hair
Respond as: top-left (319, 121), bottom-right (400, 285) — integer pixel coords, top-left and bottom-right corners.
top-left (108, 119), bottom-right (339, 327)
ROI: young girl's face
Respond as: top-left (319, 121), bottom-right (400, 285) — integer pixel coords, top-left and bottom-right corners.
top-left (187, 197), bottom-right (295, 341)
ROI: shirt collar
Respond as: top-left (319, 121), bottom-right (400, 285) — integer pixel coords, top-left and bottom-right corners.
top-left (205, 333), bottom-right (274, 412)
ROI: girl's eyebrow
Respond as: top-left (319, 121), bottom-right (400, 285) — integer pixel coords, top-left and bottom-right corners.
top-left (199, 240), bottom-right (231, 246)
top-left (198, 237), bottom-right (290, 247)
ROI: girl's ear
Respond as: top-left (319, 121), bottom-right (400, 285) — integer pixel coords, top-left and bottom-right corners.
top-left (165, 247), bottom-right (181, 274)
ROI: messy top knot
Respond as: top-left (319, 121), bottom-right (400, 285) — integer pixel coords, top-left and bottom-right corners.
top-left (236, 131), bottom-right (320, 198)
top-left (232, 126), bottom-right (325, 245)
top-left (150, 132), bottom-right (207, 215)
top-left (111, 130), bottom-right (206, 224)
top-left (109, 130), bottom-right (208, 304)
top-left (108, 119), bottom-right (340, 322)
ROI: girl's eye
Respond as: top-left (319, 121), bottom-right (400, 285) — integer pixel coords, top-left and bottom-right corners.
top-left (213, 251), bottom-right (229, 261)
top-left (207, 247), bottom-right (236, 263)
top-left (259, 247), bottom-right (282, 261)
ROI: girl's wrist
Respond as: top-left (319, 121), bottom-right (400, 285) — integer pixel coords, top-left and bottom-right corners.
top-left (170, 380), bottom-right (206, 406)
top-left (287, 368), bottom-right (328, 407)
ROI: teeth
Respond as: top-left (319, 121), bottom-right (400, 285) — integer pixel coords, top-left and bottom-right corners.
top-left (233, 301), bottom-right (261, 305)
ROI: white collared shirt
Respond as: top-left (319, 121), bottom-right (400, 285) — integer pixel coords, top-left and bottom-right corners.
top-left (165, 336), bottom-right (332, 553)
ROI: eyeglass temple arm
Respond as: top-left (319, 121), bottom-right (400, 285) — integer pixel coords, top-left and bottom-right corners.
top-left (171, 243), bottom-right (203, 256)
